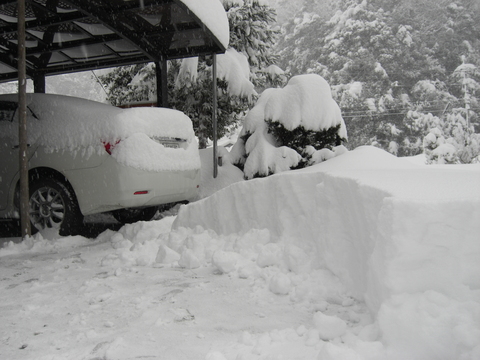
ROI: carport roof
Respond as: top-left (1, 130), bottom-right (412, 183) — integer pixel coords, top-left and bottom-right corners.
top-left (0, 0), bottom-right (229, 83)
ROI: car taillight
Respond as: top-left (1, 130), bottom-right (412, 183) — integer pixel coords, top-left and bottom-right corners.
top-left (102, 140), bottom-right (120, 155)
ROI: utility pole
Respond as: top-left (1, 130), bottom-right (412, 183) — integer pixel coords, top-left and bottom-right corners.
top-left (464, 72), bottom-right (471, 128)
top-left (18, 0), bottom-right (31, 238)
top-left (460, 56), bottom-right (472, 128)
top-left (212, 53), bottom-right (218, 179)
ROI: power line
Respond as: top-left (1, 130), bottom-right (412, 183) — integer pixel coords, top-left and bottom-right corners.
top-left (341, 108), bottom-right (480, 118)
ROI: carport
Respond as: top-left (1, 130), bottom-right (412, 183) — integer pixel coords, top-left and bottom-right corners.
top-left (1, 0), bottom-right (229, 237)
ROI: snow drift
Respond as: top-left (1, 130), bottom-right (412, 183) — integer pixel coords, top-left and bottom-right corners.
top-left (174, 146), bottom-right (480, 359)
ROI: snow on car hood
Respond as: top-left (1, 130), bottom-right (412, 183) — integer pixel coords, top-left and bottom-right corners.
top-left (0, 93), bottom-right (200, 172)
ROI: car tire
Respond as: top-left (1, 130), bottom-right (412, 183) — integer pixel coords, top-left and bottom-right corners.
top-left (111, 206), bottom-right (158, 224)
top-left (29, 178), bottom-right (83, 236)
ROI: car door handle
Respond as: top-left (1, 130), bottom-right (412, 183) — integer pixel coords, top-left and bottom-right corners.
top-left (12, 144), bottom-right (31, 149)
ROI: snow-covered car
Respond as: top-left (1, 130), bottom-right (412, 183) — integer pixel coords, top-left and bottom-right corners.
top-left (0, 93), bottom-right (201, 235)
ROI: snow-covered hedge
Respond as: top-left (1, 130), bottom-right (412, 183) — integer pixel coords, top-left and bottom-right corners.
top-left (231, 74), bottom-right (348, 179)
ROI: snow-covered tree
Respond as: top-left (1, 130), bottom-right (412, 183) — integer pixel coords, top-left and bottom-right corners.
top-left (277, 0), bottom-right (480, 158)
top-left (423, 110), bottom-right (480, 164)
top-left (231, 74), bottom-right (348, 179)
top-left (99, 64), bottom-right (153, 106)
top-left (422, 61), bottom-right (480, 164)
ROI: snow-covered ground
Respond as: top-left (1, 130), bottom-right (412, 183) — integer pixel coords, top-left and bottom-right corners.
top-left (1, 146), bottom-right (479, 360)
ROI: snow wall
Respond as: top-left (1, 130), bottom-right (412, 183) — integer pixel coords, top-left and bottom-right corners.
top-left (173, 146), bottom-right (480, 354)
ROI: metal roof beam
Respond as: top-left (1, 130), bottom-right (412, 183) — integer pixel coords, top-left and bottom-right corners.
top-left (61, 0), bottom-right (165, 62)
top-left (24, 33), bottom-right (122, 56)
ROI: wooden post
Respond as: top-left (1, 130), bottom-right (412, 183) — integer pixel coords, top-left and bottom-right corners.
top-left (212, 53), bottom-right (218, 179)
top-left (18, 0), bottom-right (31, 237)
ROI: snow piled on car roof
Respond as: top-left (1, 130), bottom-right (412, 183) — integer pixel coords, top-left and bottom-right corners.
top-left (0, 93), bottom-right (200, 172)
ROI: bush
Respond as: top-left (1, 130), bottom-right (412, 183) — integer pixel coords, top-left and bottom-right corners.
top-left (231, 74), bottom-right (348, 179)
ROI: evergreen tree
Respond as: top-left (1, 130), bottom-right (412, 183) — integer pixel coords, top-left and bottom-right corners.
top-left (99, 64), bottom-right (153, 106)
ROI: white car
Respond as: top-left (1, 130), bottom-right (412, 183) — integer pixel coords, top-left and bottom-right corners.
top-left (0, 93), bottom-right (201, 235)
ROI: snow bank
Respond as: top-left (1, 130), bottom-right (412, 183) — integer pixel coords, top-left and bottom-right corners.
top-left (174, 146), bottom-right (480, 359)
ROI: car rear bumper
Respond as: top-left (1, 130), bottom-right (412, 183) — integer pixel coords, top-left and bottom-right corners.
top-left (66, 157), bottom-right (200, 216)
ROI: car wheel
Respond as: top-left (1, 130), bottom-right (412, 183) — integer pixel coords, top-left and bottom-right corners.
top-left (29, 178), bottom-right (83, 236)
top-left (111, 206), bottom-right (158, 224)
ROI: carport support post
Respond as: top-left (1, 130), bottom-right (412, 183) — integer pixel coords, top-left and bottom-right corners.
top-left (18, 0), bottom-right (31, 237)
top-left (212, 53), bottom-right (218, 179)
top-left (33, 73), bottom-right (46, 93)
top-left (155, 59), bottom-right (168, 108)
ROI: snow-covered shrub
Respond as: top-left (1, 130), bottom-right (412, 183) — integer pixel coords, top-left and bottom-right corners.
top-left (231, 74), bottom-right (348, 179)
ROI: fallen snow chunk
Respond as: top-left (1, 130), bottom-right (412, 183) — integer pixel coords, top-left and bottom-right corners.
top-left (234, 228), bottom-right (271, 253)
top-left (283, 244), bottom-right (311, 273)
top-left (314, 312), bottom-right (347, 340)
top-left (155, 245), bottom-right (181, 264)
top-left (257, 243), bottom-right (283, 268)
top-left (185, 234), bottom-right (208, 263)
top-left (212, 250), bottom-right (238, 274)
top-left (269, 272), bottom-right (292, 295)
top-left (110, 233), bottom-right (131, 249)
top-left (136, 255), bottom-right (152, 266)
top-left (165, 230), bottom-right (188, 253)
top-left (178, 248), bottom-right (201, 269)
top-left (172, 308), bottom-right (195, 322)
top-left (238, 262), bottom-right (261, 279)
